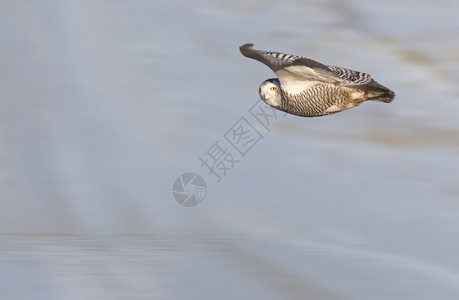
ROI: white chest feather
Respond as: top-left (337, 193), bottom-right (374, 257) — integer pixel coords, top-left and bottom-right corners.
top-left (276, 65), bottom-right (337, 95)
top-left (280, 79), bottom-right (322, 94)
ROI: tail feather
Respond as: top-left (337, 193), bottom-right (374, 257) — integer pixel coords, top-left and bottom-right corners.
top-left (363, 79), bottom-right (395, 103)
top-left (371, 93), bottom-right (395, 103)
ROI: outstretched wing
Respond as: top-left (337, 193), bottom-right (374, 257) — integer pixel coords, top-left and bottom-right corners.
top-left (327, 65), bottom-right (372, 85)
top-left (240, 43), bottom-right (344, 94)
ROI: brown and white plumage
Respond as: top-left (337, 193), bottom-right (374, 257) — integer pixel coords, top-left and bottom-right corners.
top-left (240, 43), bottom-right (395, 117)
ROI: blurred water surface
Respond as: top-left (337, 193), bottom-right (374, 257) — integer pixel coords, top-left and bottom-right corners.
top-left (1, 0), bottom-right (459, 299)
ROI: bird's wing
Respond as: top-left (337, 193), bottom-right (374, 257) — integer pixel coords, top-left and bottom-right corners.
top-left (327, 65), bottom-right (373, 85)
top-left (240, 43), bottom-right (344, 94)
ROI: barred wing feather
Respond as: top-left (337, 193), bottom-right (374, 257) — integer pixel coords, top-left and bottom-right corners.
top-left (327, 65), bottom-right (373, 85)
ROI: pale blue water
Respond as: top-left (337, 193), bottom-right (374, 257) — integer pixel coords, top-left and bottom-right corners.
top-left (1, 0), bottom-right (459, 299)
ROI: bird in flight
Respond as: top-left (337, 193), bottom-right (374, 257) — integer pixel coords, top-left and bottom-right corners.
top-left (240, 43), bottom-right (395, 117)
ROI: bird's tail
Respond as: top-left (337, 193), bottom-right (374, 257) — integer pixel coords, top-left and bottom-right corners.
top-left (364, 79), bottom-right (395, 103)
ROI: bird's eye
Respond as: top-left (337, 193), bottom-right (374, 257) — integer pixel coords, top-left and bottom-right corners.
top-left (270, 87), bottom-right (277, 91)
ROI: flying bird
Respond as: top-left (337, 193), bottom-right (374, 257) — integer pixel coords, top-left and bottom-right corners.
top-left (240, 43), bottom-right (395, 117)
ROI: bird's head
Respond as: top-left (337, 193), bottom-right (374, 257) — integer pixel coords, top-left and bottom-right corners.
top-left (259, 78), bottom-right (281, 108)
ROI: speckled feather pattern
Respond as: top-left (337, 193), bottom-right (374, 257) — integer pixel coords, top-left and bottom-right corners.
top-left (240, 43), bottom-right (395, 117)
top-left (260, 51), bottom-right (301, 64)
top-left (280, 84), bottom-right (351, 117)
top-left (327, 66), bottom-right (372, 85)
top-left (259, 52), bottom-right (372, 85)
